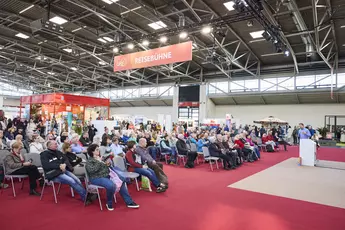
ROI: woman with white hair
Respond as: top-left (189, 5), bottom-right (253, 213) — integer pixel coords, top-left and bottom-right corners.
top-left (176, 134), bottom-right (198, 168)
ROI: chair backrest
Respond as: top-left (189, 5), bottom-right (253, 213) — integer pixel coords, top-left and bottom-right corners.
top-left (24, 153), bottom-right (42, 167)
top-left (78, 154), bottom-right (87, 162)
top-left (113, 156), bottom-right (127, 171)
top-left (99, 146), bottom-right (106, 156)
top-left (2, 157), bottom-right (8, 175)
top-left (0, 149), bottom-right (9, 166)
top-left (190, 143), bottom-right (197, 152)
top-left (20, 148), bottom-right (27, 155)
top-left (202, 147), bottom-right (210, 157)
top-left (256, 138), bottom-right (263, 145)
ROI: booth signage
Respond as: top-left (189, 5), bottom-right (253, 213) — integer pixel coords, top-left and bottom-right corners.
top-left (113, 41), bottom-right (193, 72)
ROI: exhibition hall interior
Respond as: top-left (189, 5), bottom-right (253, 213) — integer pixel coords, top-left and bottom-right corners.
top-left (0, 0), bottom-right (345, 229)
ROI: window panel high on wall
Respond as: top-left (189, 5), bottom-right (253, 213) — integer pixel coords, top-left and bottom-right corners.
top-left (338, 73), bottom-right (345, 88)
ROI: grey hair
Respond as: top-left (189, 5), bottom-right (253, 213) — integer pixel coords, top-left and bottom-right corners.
top-left (209, 136), bottom-right (216, 143)
top-left (178, 134), bottom-right (184, 139)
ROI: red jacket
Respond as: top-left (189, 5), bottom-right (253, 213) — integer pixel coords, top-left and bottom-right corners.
top-left (234, 140), bottom-right (244, 149)
top-left (262, 135), bottom-right (274, 143)
top-left (125, 149), bottom-right (143, 172)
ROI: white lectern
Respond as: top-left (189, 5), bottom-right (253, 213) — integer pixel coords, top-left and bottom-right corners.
top-left (299, 139), bottom-right (316, 166)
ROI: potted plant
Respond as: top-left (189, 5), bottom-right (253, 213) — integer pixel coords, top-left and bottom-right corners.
top-left (317, 127), bottom-right (330, 139)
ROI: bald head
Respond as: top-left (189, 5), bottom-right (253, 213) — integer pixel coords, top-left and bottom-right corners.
top-left (139, 138), bottom-right (147, 148)
top-left (47, 140), bottom-right (58, 150)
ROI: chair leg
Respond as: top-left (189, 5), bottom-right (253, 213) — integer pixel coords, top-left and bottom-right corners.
top-left (209, 161), bottom-right (213, 171)
top-left (135, 178), bottom-right (139, 191)
top-left (11, 177), bottom-right (16, 197)
top-left (96, 188), bottom-right (103, 211)
top-left (21, 179), bottom-right (25, 190)
top-left (84, 190), bottom-right (88, 206)
top-left (165, 155), bottom-right (168, 164)
top-left (216, 160), bottom-right (219, 169)
top-left (70, 187), bottom-right (75, 197)
top-left (40, 181), bottom-right (46, 201)
top-left (52, 182), bottom-right (58, 204)
top-left (57, 183), bottom-right (61, 194)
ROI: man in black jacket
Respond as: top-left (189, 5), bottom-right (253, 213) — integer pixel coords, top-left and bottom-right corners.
top-left (176, 134), bottom-right (197, 168)
top-left (209, 136), bottom-right (235, 170)
top-left (40, 140), bottom-right (96, 204)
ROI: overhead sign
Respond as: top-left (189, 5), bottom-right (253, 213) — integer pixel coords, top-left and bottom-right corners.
top-left (114, 41), bottom-right (193, 72)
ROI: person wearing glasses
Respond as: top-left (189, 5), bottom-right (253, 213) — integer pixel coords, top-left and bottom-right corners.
top-left (86, 144), bottom-right (139, 211)
top-left (3, 141), bottom-right (42, 195)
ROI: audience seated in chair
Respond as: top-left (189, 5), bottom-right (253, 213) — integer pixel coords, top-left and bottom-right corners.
top-left (176, 134), bottom-right (198, 168)
top-left (61, 143), bottom-right (85, 177)
top-left (79, 132), bottom-right (91, 147)
top-left (4, 141), bottom-right (42, 195)
top-left (29, 135), bottom-right (44, 154)
top-left (208, 137), bottom-right (235, 170)
top-left (85, 144), bottom-right (139, 211)
top-left (40, 140), bottom-right (96, 205)
top-left (125, 141), bottom-right (167, 193)
top-left (136, 138), bottom-right (168, 187)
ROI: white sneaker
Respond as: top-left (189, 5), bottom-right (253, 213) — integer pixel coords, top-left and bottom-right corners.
top-left (106, 204), bottom-right (114, 211)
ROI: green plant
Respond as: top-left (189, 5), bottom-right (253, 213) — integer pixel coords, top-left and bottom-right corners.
top-left (317, 127), bottom-right (329, 138)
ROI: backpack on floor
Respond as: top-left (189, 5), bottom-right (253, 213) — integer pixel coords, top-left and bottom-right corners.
top-left (266, 144), bottom-right (274, 152)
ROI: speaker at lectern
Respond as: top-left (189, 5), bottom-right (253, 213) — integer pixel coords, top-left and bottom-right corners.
top-left (299, 139), bottom-right (316, 166)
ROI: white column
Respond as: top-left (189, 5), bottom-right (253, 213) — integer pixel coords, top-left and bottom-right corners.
top-left (199, 83), bottom-right (207, 124)
top-left (172, 86), bottom-right (179, 123)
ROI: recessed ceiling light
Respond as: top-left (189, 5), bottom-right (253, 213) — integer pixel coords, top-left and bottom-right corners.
top-left (72, 27), bottom-right (82, 32)
top-left (49, 16), bottom-right (68, 25)
top-left (63, 48), bottom-right (73, 53)
top-left (97, 38), bottom-right (107, 43)
top-left (35, 56), bottom-right (47, 60)
top-left (15, 33), bottom-right (30, 39)
top-left (0, 45), bottom-right (4, 49)
top-left (148, 21), bottom-right (167, 30)
top-left (70, 67), bottom-right (78, 71)
top-left (201, 26), bottom-right (212, 34)
top-left (99, 61), bottom-right (107, 66)
top-left (179, 31), bottom-right (188, 39)
top-left (102, 0), bottom-right (119, 4)
top-left (250, 30), bottom-right (265, 39)
top-left (159, 36), bottom-right (168, 43)
top-left (142, 40), bottom-right (149, 46)
top-left (113, 47), bottom-right (119, 53)
top-left (341, 25), bottom-right (345, 28)
top-left (47, 71), bottom-right (56, 75)
top-left (192, 43), bottom-right (198, 49)
top-left (224, 1), bottom-right (235, 11)
top-left (38, 41), bottom-right (43, 45)
top-left (19, 4), bottom-right (34, 14)
top-left (47, 83), bottom-right (51, 87)
top-left (103, 37), bottom-right (114, 42)
top-left (127, 43), bottom-right (134, 49)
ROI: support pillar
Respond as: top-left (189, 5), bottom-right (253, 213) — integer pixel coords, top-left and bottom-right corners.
top-left (199, 84), bottom-right (207, 124)
top-left (0, 96), bottom-right (3, 110)
top-left (172, 86), bottom-right (179, 123)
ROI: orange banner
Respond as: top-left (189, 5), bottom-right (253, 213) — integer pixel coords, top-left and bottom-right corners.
top-left (114, 41), bottom-right (193, 72)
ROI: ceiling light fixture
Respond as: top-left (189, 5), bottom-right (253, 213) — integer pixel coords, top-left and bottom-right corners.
top-left (103, 37), bottom-right (114, 42)
top-left (15, 33), bottom-right (30, 39)
top-left (49, 16), bottom-right (68, 25)
top-left (250, 30), bottom-right (265, 39)
top-left (99, 61), bottom-right (107, 65)
top-left (224, 1), bottom-right (235, 11)
top-left (97, 38), bottom-right (107, 43)
top-left (201, 26), bottom-right (212, 34)
top-left (63, 48), bottom-right (73, 53)
top-left (19, 4), bottom-right (34, 14)
top-left (341, 25), bottom-right (345, 28)
top-left (127, 43), bottom-right (134, 49)
top-left (0, 45), bottom-right (4, 50)
top-left (113, 47), bottom-right (119, 53)
top-left (120, 6), bottom-right (142, 15)
top-left (72, 27), bottom-right (82, 32)
top-left (70, 67), bottom-right (78, 71)
top-left (142, 39), bottom-right (150, 46)
top-left (148, 21), bottom-right (167, 30)
top-left (179, 31), bottom-right (188, 39)
top-left (159, 36), bottom-right (168, 43)
top-left (284, 50), bottom-right (290, 57)
top-left (102, 0), bottom-right (119, 4)
top-left (47, 72), bottom-right (55, 75)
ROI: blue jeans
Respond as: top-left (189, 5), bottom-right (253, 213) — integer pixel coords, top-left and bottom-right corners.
top-left (254, 146), bottom-right (260, 158)
top-left (52, 171), bottom-right (86, 201)
top-left (90, 176), bottom-right (134, 206)
top-left (134, 167), bottom-right (160, 187)
top-left (148, 147), bottom-right (157, 160)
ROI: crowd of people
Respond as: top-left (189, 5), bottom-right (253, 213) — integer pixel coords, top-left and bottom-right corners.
top-left (1, 115), bottom-right (320, 211)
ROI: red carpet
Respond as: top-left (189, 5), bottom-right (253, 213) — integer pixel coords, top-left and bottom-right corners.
top-left (1, 147), bottom-right (345, 230)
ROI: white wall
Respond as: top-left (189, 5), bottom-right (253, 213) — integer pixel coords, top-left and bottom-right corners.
top-left (3, 98), bottom-right (20, 106)
top-left (206, 98), bottom-right (216, 118)
top-left (215, 104), bottom-right (345, 128)
top-left (111, 106), bottom-right (173, 120)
